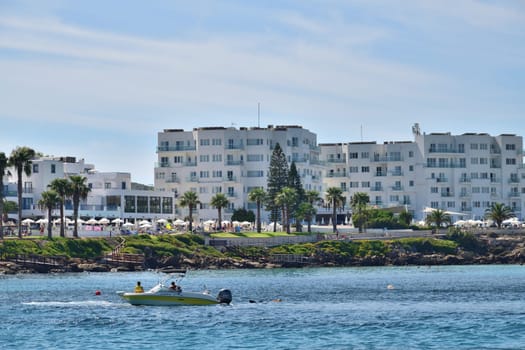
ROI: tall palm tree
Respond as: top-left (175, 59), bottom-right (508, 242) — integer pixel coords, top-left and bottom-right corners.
top-left (2, 200), bottom-right (17, 236)
top-left (248, 188), bottom-right (266, 233)
top-left (38, 190), bottom-right (60, 239)
top-left (210, 193), bottom-right (229, 231)
top-left (350, 192), bottom-right (370, 233)
top-left (9, 146), bottom-right (36, 238)
top-left (48, 178), bottom-right (71, 237)
top-left (485, 202), bottom-right (515, 228)
top-left (326, 187), bottom-right (344, 233)
top-left (425, 208), bottom-right (452, 232)
top-left (69, 175), bottom-right (90, 238)
top-left (296, 202), bottom-right (316, 233)
top-left (275, 187), bottom-right (297, 234)
top-left (179, 191), bottom-right (200, 232)
top-left (305, 190), bottom-right (321, 233)
top-left (0, 152), bottom-right (9, 239)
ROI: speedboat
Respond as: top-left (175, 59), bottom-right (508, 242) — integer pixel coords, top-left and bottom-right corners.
top-left (116, 270), bottom-right (232, 306)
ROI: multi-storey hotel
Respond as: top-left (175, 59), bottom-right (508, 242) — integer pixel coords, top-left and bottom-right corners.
top-left (156, 124), bottom-right (525, 223)
top-left (154, 125), bottom-right (325, 221)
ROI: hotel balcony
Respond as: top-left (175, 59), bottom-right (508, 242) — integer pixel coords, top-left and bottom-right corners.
top-left (428, 148), bottom-right (464, 154)
top-left (225, 144), bottom-right (244, 150)
top-left (441, 192), bottom-right (454, 197)
top-left (157, 145), bottom-right (196, 152)
top-left (372, 156), bottom-right (403, 162)
top-left (370, 186), bottom-right (383, 192)
top-left (165, 176), bottom-right (180, 183)
top-left (508, 192), bottom-right (520, 198)
top-left (508, 178), bottom-right (520, 184)
top-left (223, 176), bottom-right (237, 182)
top-left (326, 158), bottom-right (346, 164)
top-left (390, 186), bottom-right (404, 191)
top-left (225, 160), bottom-right (243, 166)
top-left (326, 172), bottom-right (347, 178)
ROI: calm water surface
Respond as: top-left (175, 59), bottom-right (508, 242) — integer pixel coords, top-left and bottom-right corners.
top-left (2, 265), bottom-right (525, 349)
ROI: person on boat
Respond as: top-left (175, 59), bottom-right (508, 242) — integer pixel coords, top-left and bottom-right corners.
top-left (170, 281), bottom-right (181, 292)
top-left (134, 281), bottom-right (144, 293)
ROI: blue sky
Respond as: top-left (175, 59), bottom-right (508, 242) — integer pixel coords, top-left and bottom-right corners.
top-left (1, 0), bottom-right (524, 185)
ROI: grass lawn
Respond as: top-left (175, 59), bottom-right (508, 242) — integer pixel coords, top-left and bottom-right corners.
top-left (210, 231), bottom-right (294, 238)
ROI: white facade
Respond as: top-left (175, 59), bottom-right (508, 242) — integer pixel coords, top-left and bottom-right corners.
top-left (4, 157), bottom-right (174, 222)
top-left (319, 125), bottom-right (525, 222)
top-left (155, 125), bottom-right (324, 222)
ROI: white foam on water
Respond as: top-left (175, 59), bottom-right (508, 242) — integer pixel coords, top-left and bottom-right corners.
top-left (22, 300), bottom-right (118, 307)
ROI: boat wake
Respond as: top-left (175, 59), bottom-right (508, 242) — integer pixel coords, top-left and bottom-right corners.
top-left (22, 300), bottom-right (119, 307)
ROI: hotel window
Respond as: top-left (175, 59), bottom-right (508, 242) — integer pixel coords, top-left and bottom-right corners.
top-left (458, 144), bottom-right (465, 153)
top-left (247, 138), bottom-right (264, 146)
top-left (361, 152), bottom-right (369, 159)
top-left (471, 172), bottom-right (479, 179)
top-left (105, 182), bottom-right (111, 189)
top-left (212, 170), bottom-right (222, 178)
top-left (480, 172), bottom-right (488, 179)
top-left (340, 182), bottom-right (347, 191)
top-left (361, 166), bottom-right (369, 173)
top-left (200, 139), bottom-right (210, 146)
top-left (470, 143), bottom-right (478, 150)
top-left (408, 151), bottom-right (414, 158)
top-left (349, 166), bottom-right (358, 173)
top-left (431, 187), bottom-right (438, 193)
top-left (212, 186), bottom-right (222, 193)
top-left (506, 158), bottom-right (516, 165)
top-left (200, 171), bottom-right (209, 178)
top-left (409, 180), bottom-right (414, 187)
top-left (162, 197), bottom-right (173, 214)
top-left (121, 181), bottom-right (126, 190)
top-left (361, 181), bottom-right (370, 188)
top-left (199, 155), bottom-right (209, 162)
top-left (199, 187), bottom-right (207, 194)
top-left (409, 165), bottom-right (414, 171)
top-left (349, 152), bottom-right (358, 159)
top-left (459, 158), bottom-right (466, 167)
top-left (430, 201), bottom-right (439, 208)
top-left (506, 144), bottom-right (516, 150)
top-left (212, 138), bottom-right (222, 146)
top-left (173, 156), bottom-right (183, 163)
top-left (390, 195), bottom-right (399, 202)
top-left (480, 143), bottom-right (488, 150)
top-left (349, 182), bottom-right (359, 188)
top-left (137, 196), bottom-right (148, 213)
top-left (471, 158), bottom-right (478, 165)
top-left (212, 154), bottom-right (222, 162)
top-left (447, 202), bottom-right (455, 208)
top-left (479, 158), bottom-right (488, 165)
top-left (33, 164), bottom-right (39, 173)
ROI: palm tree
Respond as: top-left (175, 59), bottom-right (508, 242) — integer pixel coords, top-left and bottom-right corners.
top-left (275, 187), bottom-right (297, 234)
top-left (48, 178), bottom-right (71, 237)
top-left (210, 193), bottom-right (229, 231)
top-left (296, 202), bottom-right (316, 233)
top-left (69, 175), bottom-right (90, 238)
top-left (326, 187), bottom-right (344, 233)
top-left (38, 190), bottom-right (60, 239)
top-left (425, 208), bottom-right (452, 232)
top-left (0, 152), bottom-right (9, 239)
top-left (350, 192), bottom-right (370, 233)
top-left (304, 190), bottom-right (321, 233)
top-left (179, 191), bottom-right (200, 232)
top-left (2, 200), bottom-right (17, 237)
top-left (485, 202), bottom-right (515, 228)
top-left (248, 188), bottom-right (266, 233)
top-left (9, 146), bottom-right (36, 238)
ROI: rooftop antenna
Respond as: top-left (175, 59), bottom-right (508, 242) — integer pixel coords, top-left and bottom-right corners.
top-left (360, 125), bottom-right (363, 142)
top-left (258, 102), bottom-right (260, 128)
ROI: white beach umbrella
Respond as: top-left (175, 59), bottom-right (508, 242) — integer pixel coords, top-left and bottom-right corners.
top-left (174, 219), bottom-right (186, 225)
top-left (122, 222), bottom-right (135, 228)
top-left (22, 218), bottom-right (35, 225)
top-left (203, 220), bottom-right (215, 226)
top-left (140, 223), bottom-right (153, 228)
top-left (86, 218), bottom-right (99, 225)
top-left (98, 218), bottom-right (110, 225)
top-left (156, 218), bottom-right (167, 224)
top-left (138, 220), bottom-right (151, 226)
top-left (112, 218), bottom-right (124, 224)
top-left (35, 218), bottom-right (48, 224)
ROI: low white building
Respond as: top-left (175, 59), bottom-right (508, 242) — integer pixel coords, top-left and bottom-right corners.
top-left (3, 156), bottom-right (174, 223)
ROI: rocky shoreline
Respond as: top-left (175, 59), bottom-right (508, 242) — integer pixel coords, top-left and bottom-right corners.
top-left (2, 233), bottom-right (524, 274)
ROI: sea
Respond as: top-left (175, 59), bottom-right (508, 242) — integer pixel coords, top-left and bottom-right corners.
top-left (2, 265), bottom-right (525, 350)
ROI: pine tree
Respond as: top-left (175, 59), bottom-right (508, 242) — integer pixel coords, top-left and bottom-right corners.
top-left (266, 143), bottom-right (288, 232)
top-left (288, 161), bottom-right (305, 232)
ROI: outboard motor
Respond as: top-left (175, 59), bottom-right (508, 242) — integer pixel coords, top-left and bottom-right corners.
top-left (217, 289), bottom-right (232, 304)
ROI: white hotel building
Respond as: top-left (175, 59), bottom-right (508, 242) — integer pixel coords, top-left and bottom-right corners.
top-left (4, 156), bottom-right (174, 222)
top-left (154, 125), bottom-right (324, 221)
top-left (156, 124), bottom-right (525, 223)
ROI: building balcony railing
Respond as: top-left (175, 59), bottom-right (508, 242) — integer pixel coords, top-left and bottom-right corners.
top-left (225, 144), bottom-right (244, 150)
top-left (375, 173), bottom-right (387, 177)
top-left (186, 176), bottom-right (199, 182)
top-left (435, 177), bottom-right (448, 183)
top-left (441, 192), bottom-right (454, 197)
top-left (327, 173), bottom-right (347, 178)
top-left (428, 148), bottom-right (464, 154)
top-left (508, 178), bottom-right (520, 184)
top-left (223, 176), bottom-right (237, 182)
top-left (459, 178), bottom-right (471, 183)
top-left (370, 186), bottom-right (383, 192)
top-left (156, 162), bottom-right (170, 168)
top-left (326, 159), bottom-right (346, 163)
top-left (184, 162), bottom-right (197, 167)
top-left (226, 192), bottom-right (237, 198)
top-left (157, 145), bottom-right (196, 152)
top-left (225, 160), bottom-right (243, 166)
top-left (509, 192), bottom-right (520, 198)
top-left (391, 186), bottom-right (404, 191)
top-left (165, 177), bottom-right (180, 183)
top-left (389, 171), bottom-right (403, 176)
top-left (372, 156), bottom-right (403, 162)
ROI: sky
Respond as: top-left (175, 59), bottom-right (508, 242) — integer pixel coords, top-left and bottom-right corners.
top-left (1, 0), bottom-right (524, 185)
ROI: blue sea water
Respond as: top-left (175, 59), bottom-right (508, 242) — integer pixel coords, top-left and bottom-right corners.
top-left (2, 265), bottom-right (525, 349)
